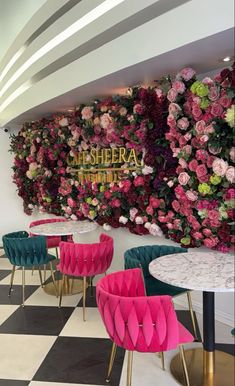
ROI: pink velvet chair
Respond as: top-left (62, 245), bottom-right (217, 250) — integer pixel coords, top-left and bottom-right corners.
top-left (96, 268), bottom-right (194, 386)
top-left (58, 234), bottom-right (114, 321)
top-left (29, 218), bottom-right (73, 257)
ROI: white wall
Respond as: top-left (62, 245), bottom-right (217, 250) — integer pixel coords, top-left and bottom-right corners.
top-left (0, 128), bottom-right (234, 327)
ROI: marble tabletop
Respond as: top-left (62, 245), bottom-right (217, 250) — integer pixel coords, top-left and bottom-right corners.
top-left (29, 220), bottom-right (97, 236)
top-left (149, 251), bottom-right (235, 293)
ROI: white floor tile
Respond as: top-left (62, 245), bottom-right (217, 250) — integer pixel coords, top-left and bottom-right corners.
top-left (0, 304), bottom-right (19, 325)
top-left (0, 334), bottom-right (57, 380)
top-left (25, 286), bottom-right (82, 307)
top-left (60, 307), bottom-right (108, 338)
top-left (0, 268), bottom-right (47, 285)
top-left (0, 258), bottom-right (13, 270)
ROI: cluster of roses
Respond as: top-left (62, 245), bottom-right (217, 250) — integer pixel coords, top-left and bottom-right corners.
top-left (162, 66), bottom-right (235, 251)
top-left (10, 64), bottom-right (235, 251)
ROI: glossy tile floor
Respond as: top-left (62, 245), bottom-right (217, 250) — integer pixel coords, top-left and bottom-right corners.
top-left (0, 249), bottom-right (234, 386)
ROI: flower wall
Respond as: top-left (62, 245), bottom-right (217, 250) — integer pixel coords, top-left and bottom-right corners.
top-left (10, 65), bottom-right (235, 251)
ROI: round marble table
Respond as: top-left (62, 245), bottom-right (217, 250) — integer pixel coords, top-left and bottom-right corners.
top-left (29, 220), bottom-right (97, 296)
top-left (149, 251), bottom-right (235, 386)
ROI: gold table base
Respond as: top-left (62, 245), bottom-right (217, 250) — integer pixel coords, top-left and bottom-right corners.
top-left (43, 278), bottom-right (87, 296)
top-left (171, 348), bottom-right (234, 386)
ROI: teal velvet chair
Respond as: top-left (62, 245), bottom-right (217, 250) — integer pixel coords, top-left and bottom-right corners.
top-left (124, 245), bottom-right (197, 340)
top-left (2, 231), bottom-right (57, 306)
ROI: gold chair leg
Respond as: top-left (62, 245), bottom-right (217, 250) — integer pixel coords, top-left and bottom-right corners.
top-left (83, 277), bottom-right (87, 322)
top-left (49, 262), bottom-right (58, 297)
top-left (160, 352), bottom-right (165, 370)
top-left (179, 345), bottom-right (190, 386)
top-left (22, 267), bottom-right (25, 307)
top-left (31, 266), bottom-right (34, 275)
top-left (90, 276), bottom-right (94, 297)
top-left (106, 342), bottom-right (117, 383)
top-left (59, 274), bottom-right (65, 307)
top-left (38, 268), bottom-right (43, 287)
top-left (43, 264), bottom-right (47, 282)
top-left (55, 247), bottom-right (59, 259)
top-left (126, 351), bottom-right (133, 386)
top-left (187, 291), bottom-right (198, 340)
top-left (8, 265), bottom-right (16, 296)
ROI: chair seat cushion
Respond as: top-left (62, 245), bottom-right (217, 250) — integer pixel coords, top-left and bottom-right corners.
top-left (145, 276), bottom-right (188, 297)
top-left (16, 253), bottom-right (56, 267)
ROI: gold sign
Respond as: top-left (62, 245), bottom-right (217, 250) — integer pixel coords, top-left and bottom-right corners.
top-left (67, 147), bottom-right (142, 183)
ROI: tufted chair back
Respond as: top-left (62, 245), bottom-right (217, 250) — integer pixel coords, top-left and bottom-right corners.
top-left (58, 233), bottom-right (114, 277)
top-left (29, 218), bottom-right (73, 248)
top-left (124, 245), bottom-right (187, 278)
top-left (3, 231), bottom-right (50, 267)
top-left (96, 268), bottom-right (193, 353)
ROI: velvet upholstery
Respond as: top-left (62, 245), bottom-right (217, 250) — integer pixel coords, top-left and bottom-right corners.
top-left (3, 231), bottom-right (56, 267)
top-left (29, 218), bottom-right (73, 248)
top-left (124, 245), bottom-right (188, 296)
top-left (58, 233), bottom-right (114, 277)
top-left (96, 268), bottom-right (194, 353)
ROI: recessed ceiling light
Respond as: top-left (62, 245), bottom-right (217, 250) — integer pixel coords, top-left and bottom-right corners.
top-left (223, 56), bottom-right (231, 62)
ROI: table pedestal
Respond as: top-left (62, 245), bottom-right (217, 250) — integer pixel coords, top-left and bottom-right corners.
top-left (43, 277), bottom-right (87, 296)
top-left (170, 292), bottom-right (234, 386)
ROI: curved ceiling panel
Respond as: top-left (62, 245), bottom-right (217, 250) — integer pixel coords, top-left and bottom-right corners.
top-left (0, 0), bottom-right (234, 128)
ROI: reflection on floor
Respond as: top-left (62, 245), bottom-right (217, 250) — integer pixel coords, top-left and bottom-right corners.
top-left (0, 250), bottom-right (234, 386)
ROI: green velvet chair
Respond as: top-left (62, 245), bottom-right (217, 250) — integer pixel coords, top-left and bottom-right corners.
top-left (124, 245), bottom-right (197, 340)
top-left (2, 231), bottom-right (57, 306)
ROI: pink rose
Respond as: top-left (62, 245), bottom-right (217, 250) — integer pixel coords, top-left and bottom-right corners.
top-left (208, 86), bottom-right (219, 101)
top-left (158, 216), bottom-right (167, 223)
top-left (150, 197), bottom-right (161, 208)
top-left (229, 147), bottom-right (235, 162)
top-left (172, 80), bottom-right (186, 94)
top-left (146, 206), bottom-right (154, 215)
top-left (195, 120), bottom-right (206, 135)
top-left (219, 95), bottom-right (232, 108)
top-left (133, 103), bottom-right (144, 114)
top-left (225, 166), bottom-right (235, 183)
top-left (225, 188), bottom-right (235, 200)
top-left (184, 132), bottom-right (192, 141)
top-left (174, 185), bottom-right (185, 198)
top-left (198, 174), bottom-right (209, 183)
top-left (212, 158), bottom-right (228, 177)
top-left (189, 160), bottom-right (198, 172)
top-left (167, 114), bottom-right (177, 128)
top-left (67, 197), bottom-right (76, 208)
top-left (203, 238), bottom-right (219, 248)
top-left (100, 113), bottom-right (113, 129)
top-left (203, 228), bottom-right (212, 237)
top-left (167, 88), bottom-right (178, 102)
top-left (193, 232), bottom-right (203, 240)
top-left (104, 191), bottom-right (111, 199)
top-left (81, 106), bottom-right (93, 120)
top-left (192, 104), bottom-right (202, 120)
top-left (199, 134), bottom-right (209, 144)
top-left (208, 210), bottom-right (219, 221)
top-left (210, 102), bottom-right (223, 117)
top-left (155, 88), bottom-right (163, 98)
top-left (168, 103), bottom-right (181, 116)
top-left (210, 219), bottom-right (221, 228)
top-left (186, 190), bottom-right (198, 201)
top-left (202, 77), bottom-right (214, 85)
top-left (177, 117), bottom-right (190, 130)
top-left (135, 216), bottom-right (144, 224)
top-left (149, 224), bottom-right (163, 237)
top-left (173, 219), bottom-right (181, 229)
top-left (178, 172), bottom-right (190, 185)
top-left (196, 164), bottom-right (207, 178)
top-left (207, 155), bottom-right (216, 168)
top-left (179, 67), bottom-right (196, 81)
top-left (179, 136), bottom-right (187, 146)
top-left (133, 176), bottom-right (145, 187)
top-left (172, 200), bottom-right (180, 211)
top-left (183, 145), bottom-right (192, 155)
top-left (130, 208), bottom-right (138, 220)
top-left (204, 124), bottom-right (215, 134)
top-left (179, 158), bottom-right (188, 169)
top-left (196, 149), bottom-right (208, 162)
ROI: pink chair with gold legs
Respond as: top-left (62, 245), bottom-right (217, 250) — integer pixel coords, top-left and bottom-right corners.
top-left (96, 268), bottom-right (194, 386)
top-left (58, 233), bottom-right (114, 321)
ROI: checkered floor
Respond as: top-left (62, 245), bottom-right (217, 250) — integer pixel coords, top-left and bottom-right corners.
top-left (0, 249), bottom-right (234, 386)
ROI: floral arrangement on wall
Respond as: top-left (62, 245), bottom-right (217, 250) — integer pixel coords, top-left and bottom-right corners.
top-left (10, 64), bottom-right (235, 251)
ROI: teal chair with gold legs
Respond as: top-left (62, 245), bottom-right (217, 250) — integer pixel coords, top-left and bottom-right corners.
top-left (2, 231), bottom-right (57, 306)
top-left (124, 245), bottom-right (198, 343)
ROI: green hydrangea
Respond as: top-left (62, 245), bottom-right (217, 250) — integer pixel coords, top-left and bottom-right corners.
top-left (225, 105), bottom-right (235, 128)
top-left (198, 183), bottom-right (211, 195)
top-left (86, 197), bottom-right (92, 204)
top-left (200, 97), bottom-right (210, 109)
top-left (210, 174), bottom-right (221, 185)
top-left (190, 81), bottom-right (209, 97)
top-left (180, 236), bottom-right (191, 245)
top-left (99, 185), bottom-right (105, 192)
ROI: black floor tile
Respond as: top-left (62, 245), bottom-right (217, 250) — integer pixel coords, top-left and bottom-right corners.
top-left (0, 381), bottom-right (29, 386)
top-left (77, 286), bottom-right (97, 307)
top-left (33, 336), bottom-right (125, 385)
top-left (0, 305), bottom-right (74, 335)
top-left (215, 343), bottom-right (235, 356)
top-left (0, 270), bottom-right (11, 281)
top-left (0, 285), bottom-right (38, 305)
top-left (176, 310), bottom-right (201, 342)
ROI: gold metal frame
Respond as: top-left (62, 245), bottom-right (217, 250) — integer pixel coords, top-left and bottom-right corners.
top-left (106, 342), bottom-right (117, 383)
